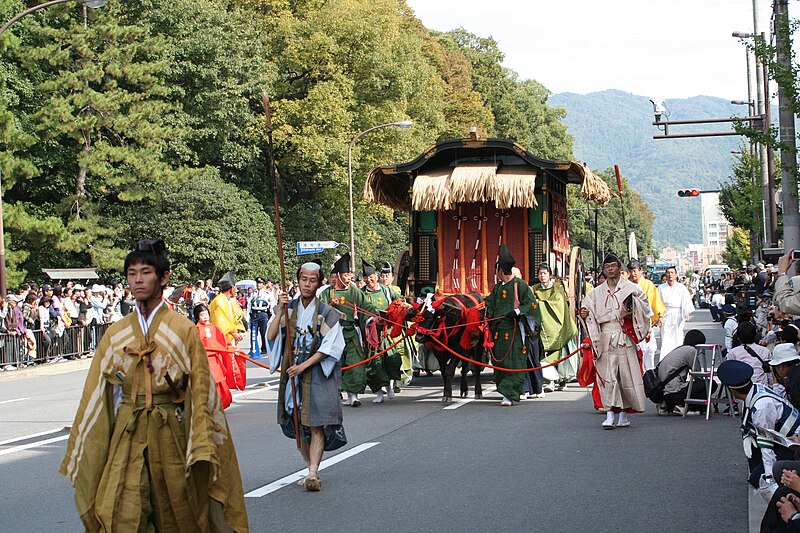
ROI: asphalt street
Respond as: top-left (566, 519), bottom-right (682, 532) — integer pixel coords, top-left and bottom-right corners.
top-left (0, 308), bottom-right (749, 532)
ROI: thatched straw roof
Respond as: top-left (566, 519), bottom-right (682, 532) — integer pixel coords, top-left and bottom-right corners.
top-left (449, 163), bottom-right (498, 204)
top-left (573, 162), bottom-right (613, 206)
top-left (490, 166), bottom-right (539, 209)
top-left (410, 169), bottom-right (453, 211)
top-left (363, 137), bottom-right (612, 210)
top-left (408, 163), bottom-right (539, 211)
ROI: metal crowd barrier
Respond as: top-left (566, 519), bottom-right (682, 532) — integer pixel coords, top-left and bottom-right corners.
top-left (0, 322), bottom-right (111, 369)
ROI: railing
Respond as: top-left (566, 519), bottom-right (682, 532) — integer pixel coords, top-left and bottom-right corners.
top-left (0, 322), bottom-right (111, 368)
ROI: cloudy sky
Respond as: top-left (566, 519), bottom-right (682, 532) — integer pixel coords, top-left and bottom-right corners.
top-left (406, 0), bottom-right (776, 100)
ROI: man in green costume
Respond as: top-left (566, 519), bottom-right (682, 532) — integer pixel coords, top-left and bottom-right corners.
top-left (320, 253), bottom-right (378, 407)
top-left (485, 245), bottom-right (539, 406)
top-left (361, 259), bottom-right (402, 403)
top-left (531, 261), bottom-right (578, 392)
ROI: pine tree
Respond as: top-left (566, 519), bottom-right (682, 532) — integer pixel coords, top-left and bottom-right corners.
top-left (8, 1), bottom-right (190, 273)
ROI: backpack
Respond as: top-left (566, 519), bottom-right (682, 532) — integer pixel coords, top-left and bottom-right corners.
top-left (643, 365), bottom-right (685, 403)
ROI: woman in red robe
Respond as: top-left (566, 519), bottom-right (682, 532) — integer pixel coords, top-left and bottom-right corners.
top-left (195, 304), bottom-right (246, 408)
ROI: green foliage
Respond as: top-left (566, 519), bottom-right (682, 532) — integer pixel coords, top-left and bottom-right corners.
top-left (719, 146), bottom-right (760, 229)
top-left (722, 227), bottom-right (751, 269)
top-left (567, 168), bottom-right (655, 271)
top-left (124, 169), bottom-right (278, 282)
top-left (0, 0), bottom-right (577, 288)
top-left (718, 145), bottom-right (765, 261)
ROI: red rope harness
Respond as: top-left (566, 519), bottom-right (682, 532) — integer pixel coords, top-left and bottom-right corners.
top-left (430, 335), bottom-right (583, 373)
top-left (240, 334), bottom-right (411, 372)
top-left (341, 334), bottom-right (409, 370)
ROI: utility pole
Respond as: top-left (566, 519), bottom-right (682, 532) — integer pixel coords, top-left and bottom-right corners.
top-left (741, 37), bottom-right (760, 262)
top-left (775, 0), bottom-right (800, 250)
top-left (753, 0), bottom-right (772, 246)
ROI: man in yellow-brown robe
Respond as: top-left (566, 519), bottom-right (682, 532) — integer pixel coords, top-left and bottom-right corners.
top-left (59, 239), bottom-right (248, 532)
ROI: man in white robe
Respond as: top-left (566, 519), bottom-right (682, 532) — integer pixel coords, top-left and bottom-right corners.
top-left (657, 266), bottom-right (694, 359)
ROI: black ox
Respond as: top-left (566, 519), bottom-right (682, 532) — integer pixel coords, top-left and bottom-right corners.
top-left (413, 293), bottom-right (487, 403)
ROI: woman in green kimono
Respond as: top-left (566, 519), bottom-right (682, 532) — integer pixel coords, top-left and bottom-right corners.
top-left (531, 262), bottom-right (577, 392)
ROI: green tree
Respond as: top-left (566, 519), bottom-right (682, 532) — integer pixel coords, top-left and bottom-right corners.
top-left (718, 144), bottom-right (762, 259)
top-left (567, 168), bottom-right (655, 270)
top-left (138, 0), bottom-right (276, 196)
top-left (244, 0), bottom-right (455, 263)
top-left (4, 1), bottom-right (191, 278)
top-left (0, 0), bottom-right (39, 286)
top-left (722, 227), bottom-right (751, 269)
top-left (123, 169), bottom-right (278, 282)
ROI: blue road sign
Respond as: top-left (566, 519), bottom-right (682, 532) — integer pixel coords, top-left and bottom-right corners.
top-left (296, 241), bottom-right (340, 255)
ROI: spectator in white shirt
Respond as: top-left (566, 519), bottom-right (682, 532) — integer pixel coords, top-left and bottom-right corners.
top-left (710, 289), bottom-right (725, 322)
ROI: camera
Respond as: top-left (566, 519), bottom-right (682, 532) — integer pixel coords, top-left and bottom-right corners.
top-left (792, 249), bottom-right (800, 261)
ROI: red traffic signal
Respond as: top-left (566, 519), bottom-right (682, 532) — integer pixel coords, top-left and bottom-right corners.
top-left (677, 189), bottom-right (700, 197)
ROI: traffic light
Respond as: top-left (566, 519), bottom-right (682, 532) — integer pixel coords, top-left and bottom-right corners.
top-left (677, 189), bottom-right (700, 197)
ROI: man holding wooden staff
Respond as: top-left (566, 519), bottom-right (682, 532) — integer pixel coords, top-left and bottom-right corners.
top-left (267, 261), bottom-right (345, 491)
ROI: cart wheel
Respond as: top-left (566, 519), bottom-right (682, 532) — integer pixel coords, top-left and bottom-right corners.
top-left (567, 246), bottom-right (586, 337)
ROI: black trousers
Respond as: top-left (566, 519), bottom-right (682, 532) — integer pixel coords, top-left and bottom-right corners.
top-left (750, 448), bottom-right (798, 488)
top-left (662, 380), bottom-right (718, 410)
top-left (761, 484), bottom-right (800, 532)
top-left (522, 336), bottom-right (544, 395)
top-left (251, 312), bottom-right (270, 352)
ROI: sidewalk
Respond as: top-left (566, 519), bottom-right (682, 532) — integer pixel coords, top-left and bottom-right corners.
top-left (0, 357), bottom-right (93, 382)
top-left (0, 336), bottom-right (258, 383)
top-left (750, 488), bottom-right (767, 532)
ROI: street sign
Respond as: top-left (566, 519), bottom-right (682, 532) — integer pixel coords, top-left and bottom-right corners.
top-left (296, 241), bottom-right (340, 255)
top-left (646, 255), bottom-right (654, 266)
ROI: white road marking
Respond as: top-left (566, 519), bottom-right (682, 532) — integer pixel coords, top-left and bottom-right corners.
top-left (0, 397), bottom-right (31, 404)
top-left (443, 387), bottom-right (497, 410)
top-left (0, 435), bottom-right (69, 457)
top-left (0, 428), bottom-right (65, 447)
top-left (244, 442), bottom-right (380, 497)
top-left (232, 383), bottom-right (279, 401)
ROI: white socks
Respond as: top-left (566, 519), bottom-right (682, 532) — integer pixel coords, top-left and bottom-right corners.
top-left (373, 391), bottom-right (384, 403)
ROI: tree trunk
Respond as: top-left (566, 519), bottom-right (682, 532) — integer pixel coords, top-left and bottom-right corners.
top-left (74, 130), bottom-right (91, 219)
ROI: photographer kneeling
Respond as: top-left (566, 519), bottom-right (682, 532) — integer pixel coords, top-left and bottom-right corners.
top-left (656, 330), bottom-right (716, 416)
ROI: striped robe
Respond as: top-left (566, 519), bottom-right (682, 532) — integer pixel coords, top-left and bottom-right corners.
top-left (59, 305), bottom-right (248, 532)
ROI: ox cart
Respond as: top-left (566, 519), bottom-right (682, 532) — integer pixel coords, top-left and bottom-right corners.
top-left (364, 132), bottom-right (612, 319)
top-left (363, 133), bottom-right (613, 398)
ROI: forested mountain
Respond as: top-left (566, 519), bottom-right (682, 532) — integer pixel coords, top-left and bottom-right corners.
top-left (550, 90), bottom-right (743, 244)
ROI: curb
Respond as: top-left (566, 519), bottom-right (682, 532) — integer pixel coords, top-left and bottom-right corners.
top-left (0, 358), bottom-right (93, 381)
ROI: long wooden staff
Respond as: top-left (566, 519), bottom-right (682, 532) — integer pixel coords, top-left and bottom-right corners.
top-left (614, 164), bottom-right (629, 262)
top-left (261, 92), bottom-right (301, 449)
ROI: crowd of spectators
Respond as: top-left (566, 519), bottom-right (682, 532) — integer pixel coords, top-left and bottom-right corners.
top-left (640, 256), bottom-right (800, 532)
top-left (0, 281), bottom-right (132, 370)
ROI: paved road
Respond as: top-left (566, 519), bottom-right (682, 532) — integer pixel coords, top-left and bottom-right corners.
top-left (0, 308), bottom-right (749, 532)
